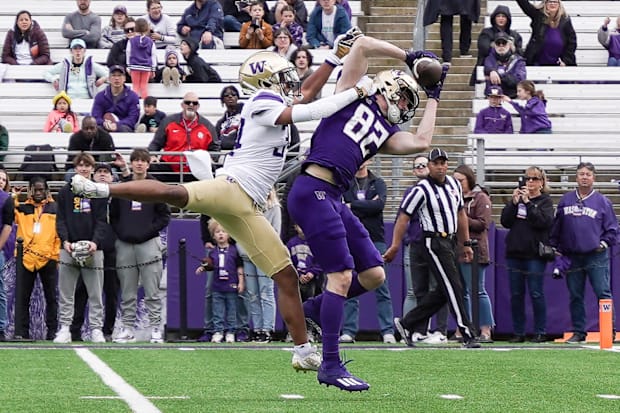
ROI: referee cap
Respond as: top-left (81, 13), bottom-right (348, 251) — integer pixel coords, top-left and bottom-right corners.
top-left (429, 148), bottom-right (449, 161)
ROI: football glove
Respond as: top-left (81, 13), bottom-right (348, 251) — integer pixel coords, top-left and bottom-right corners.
top-left (325, 26), bottom-right (364, 66)
top-left (423, 64), bottom-right (449, 101)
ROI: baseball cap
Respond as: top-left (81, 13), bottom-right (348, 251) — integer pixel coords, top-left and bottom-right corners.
top-left (113, 5), bottom-right (127, 14)
top-left (94, 163), bottom-right (113, 173)
top-left (70, 38), bottom-right (86, 49)
top-left (108, 65), bottom-right (126, 75)
top-left (495, 32), bottom-right (513, 43)
top-left (486, 85), bottom-right (504, 97)
top-left (428, 148), bottom-right (449, 161)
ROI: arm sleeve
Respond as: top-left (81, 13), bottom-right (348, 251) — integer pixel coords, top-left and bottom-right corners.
top-left (291, 88), bottom-right (359, 122)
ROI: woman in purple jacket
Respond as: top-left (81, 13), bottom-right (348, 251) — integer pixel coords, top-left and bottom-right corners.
top-left (1, 10), bottom-right (51, 65)
top-left (503, 80), bottom-right (552, 134)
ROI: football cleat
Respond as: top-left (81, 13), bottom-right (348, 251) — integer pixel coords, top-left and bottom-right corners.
top-left (292, 346), bottom-right (322, 372)
top-left (317, 362), bottom-right (370, 392)
top-left (333, 26), bottom-right (364, 59)
top-left (71, 174), bottom-right (110, 198)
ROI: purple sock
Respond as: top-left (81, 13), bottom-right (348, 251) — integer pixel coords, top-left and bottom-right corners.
top-left (320, 290), bottom-right (346, 368)
top-left (346, 274), bottom-right (368, 299)
top-left (303, 294), bottom-right (323, 323)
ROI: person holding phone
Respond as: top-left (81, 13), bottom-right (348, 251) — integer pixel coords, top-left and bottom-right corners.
top-left (500, 166), bottom-right (554, 343)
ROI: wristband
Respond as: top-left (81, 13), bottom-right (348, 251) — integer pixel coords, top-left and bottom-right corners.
top-left (463, 240), bottom-right (473, 247)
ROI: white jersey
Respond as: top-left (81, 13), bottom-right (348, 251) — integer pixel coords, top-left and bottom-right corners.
top-left (217, 90), bottom-right (289, 207)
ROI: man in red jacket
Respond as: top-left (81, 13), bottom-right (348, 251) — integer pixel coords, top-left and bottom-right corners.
top-left (147, 92), bottom-right (219, 182)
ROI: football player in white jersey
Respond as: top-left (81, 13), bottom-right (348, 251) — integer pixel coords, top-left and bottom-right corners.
top-left (71, 28), bottom-right (368, 373)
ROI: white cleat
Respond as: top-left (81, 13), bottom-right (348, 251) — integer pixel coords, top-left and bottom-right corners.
top-left (292, 346), bottom-right (322, 373)
top-left (71, 174), bottom-right (109, 198)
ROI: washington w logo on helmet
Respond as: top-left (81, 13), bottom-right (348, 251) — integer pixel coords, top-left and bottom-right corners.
top-left (239, 51), bottom-right (301, 103)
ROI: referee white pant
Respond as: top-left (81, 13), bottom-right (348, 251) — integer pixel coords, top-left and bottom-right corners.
top-left (402, 237), bottom-right (474, 340)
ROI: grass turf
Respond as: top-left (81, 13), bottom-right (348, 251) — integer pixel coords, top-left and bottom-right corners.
top-left (0, 345), bottom-right (618, 412)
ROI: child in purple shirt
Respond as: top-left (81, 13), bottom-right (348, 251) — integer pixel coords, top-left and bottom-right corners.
top-left (503, 80), bottom-right (552, 134)
top-left (474, 85), bottom-right (513, 134)
top-left (196, 219), bottom-right (244, 343)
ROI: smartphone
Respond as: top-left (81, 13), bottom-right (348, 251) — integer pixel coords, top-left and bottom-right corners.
top-left (518, 176), bottom-right (526, 188)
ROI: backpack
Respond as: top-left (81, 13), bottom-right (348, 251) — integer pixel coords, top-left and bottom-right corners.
top-left (18, 144), bottom-right (58, 181)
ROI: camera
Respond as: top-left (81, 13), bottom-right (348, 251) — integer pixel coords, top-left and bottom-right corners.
top-left (517, 176), bottom-right (526, 188)
top-left (250, 18), bottom-right (261, 29)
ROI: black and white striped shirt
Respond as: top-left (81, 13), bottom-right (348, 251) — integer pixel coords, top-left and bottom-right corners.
top-left (400, 175), bottom-right (463, 235)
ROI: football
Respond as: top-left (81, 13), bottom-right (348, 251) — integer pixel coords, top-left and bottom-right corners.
top-left (412, 57), bottom-right (443, 88)
top-left (103, 112), bottom-right (119, 124)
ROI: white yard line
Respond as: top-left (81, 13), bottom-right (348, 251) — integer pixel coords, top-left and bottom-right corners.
top-left (74, 348), bottom-right (162, 413)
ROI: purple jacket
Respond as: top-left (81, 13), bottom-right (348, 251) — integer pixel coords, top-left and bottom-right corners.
top-left (598, 26), bottom-right (620, 60)
top-left (287, 235), bottom-right (322, 277)
top-left (550, 190), bottom-right (618, 254)
top-left (474, 106), bottom-right (513, 134)
top-left (509, 96), bottom-right (552, 133)
top-left (91, 85), bottom-right (140, 130)
top-left (483, 50), bottom-right (526, 98)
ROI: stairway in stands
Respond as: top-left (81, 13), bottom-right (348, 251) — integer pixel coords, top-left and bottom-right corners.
top-left (358, 0), bottom-right (485, 155)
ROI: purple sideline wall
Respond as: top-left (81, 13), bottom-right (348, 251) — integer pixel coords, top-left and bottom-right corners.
top-left (167, 220), bottom-right (620, 335)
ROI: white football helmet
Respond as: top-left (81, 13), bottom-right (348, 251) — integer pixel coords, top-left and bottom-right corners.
top-left (373, 69), bottom-right (420, 124)
top-left (239, 51), bottom-right (301, 103)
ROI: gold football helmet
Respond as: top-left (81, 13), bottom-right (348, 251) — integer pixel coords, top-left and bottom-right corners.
top-left (239, 51), bottom-right (301, 103)
top-left (373, 70), bottom-right (420, 124)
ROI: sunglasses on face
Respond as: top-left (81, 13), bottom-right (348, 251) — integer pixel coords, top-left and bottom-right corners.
top-left (124, 27), bottom-right (135, 33)
top-left (183, 100), bottom-right (199, 106)
top-left (495, 40), bottom-right (507, 46)
top-left (525, 176), bottom-right (541, 181)
top-left (414, 163), bottom-right (427, 169)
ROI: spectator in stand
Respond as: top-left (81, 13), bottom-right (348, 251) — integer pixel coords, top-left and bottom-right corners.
top-left (340, 160), bottom-right (396, 344)
top-left (53, 153), bottom-right (109, 344)
top-left (154, 49), bottom-right (186, 87)
top-left (516, 0), bottom-right (576, 66)
top-left (99, 5), bottom-right (128, 49)
top-left (315, 0), bottom-right (352, 20)
top-left (272, 5), bottom-right (304, 47)
top-left (215, 85), bottom-right (243, 150)
top-left (0, 169), bottom-right (12, 342)
top-left (239, 1), bottom-right (273, 49)
top-left (550, 162), bottom-right (618, 344)
top-left (198, 219), bottom-right (245, 344)
top-left (65, 116), bottom-right (116, 176)
top-left (273, 0), bottom-right (308, 30)
top-left (91, 65), bottom-right (140, 133)
top-left (179, 38), bottom-right (222, 83)
top-left (269, 28), bottom-right (298, 60)
top-left (238, 189), bottom-right (279, 343)
top-left (471, 4), bottom-right (523, 85)
top-left (453, 164), bottom-right (494, 343)
top-left (503, 80), bottom-right (552, 134)
top-left (222, 0), bottom-right (274, 32)
top-left (126, 18), bottom-right (158, 99)
top-left (13, 176), bottom-right (59, 341)
top-left (0, 125), bottom-right (6, 166)
top-left (287, 223), bottom-right (323, 342)
top-left (474, 85), bottom-right (513, 134)
top-left (62, 0), bottom-right (101, 49)
top-left (290, 47), bottom-right (321, 101)
top-left (2, 10), bottom-right (51, 65)
top-left (106, 18), bottom-right (135, 70)
top-left (136, 96), bottom-right (167, 133)
top-left (177, 0), bottom-right (224, 49)
top-left (142, 0), bottom-right (177, 49)
top-left (45, 91), bottom-right (80, 133)
top-left (598, 17), bottom-right (620, 66)
top-left (424, 0), bottom-right (480, 64)
top-left (45, 39), bottom-right (109, 99)
top-left (483, 32), bottom-right (526, 99)
top-left (307, 0), bottom-right (351, 49)
top-left (501, 166), bottom-right (553, 343)
top-left (148, 92), bottom-right (218, 182)
top-left (111, 148), bottom-right (170, 344)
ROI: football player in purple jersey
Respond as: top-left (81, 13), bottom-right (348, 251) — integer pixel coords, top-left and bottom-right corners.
top-left (287, 36), bottom-right (449, 391)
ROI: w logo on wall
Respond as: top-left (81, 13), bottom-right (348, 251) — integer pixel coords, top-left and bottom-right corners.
top-left (250, 61), bottom-right (266, 73)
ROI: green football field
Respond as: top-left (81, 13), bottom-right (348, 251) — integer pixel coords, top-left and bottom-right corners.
top-left (0, 342), bottom-right (619, 413)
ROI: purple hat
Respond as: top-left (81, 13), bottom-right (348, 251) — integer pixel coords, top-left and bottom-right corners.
top-left (113, 5), bottom-right (127, 15)
top-left (486, 85), bottom-right (504, 97)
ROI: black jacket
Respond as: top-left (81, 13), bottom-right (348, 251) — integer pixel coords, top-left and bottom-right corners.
top-left (515, 0), bottom-right (577, 66)
top-left (66, 128), bottom-right (116, 170)
top-left (424, 0), bottom-right (480, 26)
top-left (56, 183), bottom-right (109, 248)
top-left (183, 38), bottom-right (221, 83)
top-left (500, 192), bottom-right (554, 260)
top-left (342, 171), bottom-right (387, 243)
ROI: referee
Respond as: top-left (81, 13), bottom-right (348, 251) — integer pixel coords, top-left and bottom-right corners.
top-left (393, 148), bottom-right (480, 348)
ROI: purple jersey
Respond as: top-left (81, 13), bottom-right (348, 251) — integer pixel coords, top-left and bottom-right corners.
top-left (209, 244), bottom-right (243, 293)
top-left (303, 96), bottom-right (401, 190)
